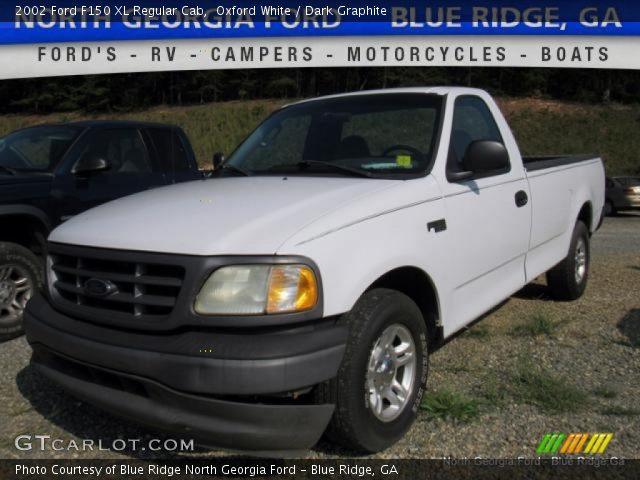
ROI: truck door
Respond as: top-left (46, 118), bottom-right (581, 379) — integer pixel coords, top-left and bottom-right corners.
top-left (52, 127), bottom-right (167, 221)
top-left (438, 95), bottom-right (531, 334)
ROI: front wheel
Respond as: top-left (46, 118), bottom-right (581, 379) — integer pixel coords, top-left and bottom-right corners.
top-left (546, 221), bottom-right (590, 301)
top-left (319, 289), bottom-right (428, 453)
top-left (0, 242), bottom-right (42, 341)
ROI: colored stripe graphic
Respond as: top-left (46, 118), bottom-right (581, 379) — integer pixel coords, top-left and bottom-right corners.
top-left (573, 433), bottom-right (590, 453)
top-left (584, 433), bottom-right (614, 454)
top-left (560, 434), bottom-right (576, 454)
top-left (540, 433), bottom-right (613, 455)
top-left (597, 434), bottom-right (614, 454)
top-left (536, 434), bottom-right (552, 455)
top-left (537, 433), bottom-right (566, 454)
top-left (550, 434), bottom-right (566, 454)
top-left (587, 433), bottom-right (605, 453)
top-left (584, 434), bottom-right (599, 454)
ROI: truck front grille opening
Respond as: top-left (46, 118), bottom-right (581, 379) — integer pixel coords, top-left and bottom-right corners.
top-left (49, 251), bottom-right (185, 319)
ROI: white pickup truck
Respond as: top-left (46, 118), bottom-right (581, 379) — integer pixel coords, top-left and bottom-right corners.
top-left (25, 87), bottom-right (605, 454)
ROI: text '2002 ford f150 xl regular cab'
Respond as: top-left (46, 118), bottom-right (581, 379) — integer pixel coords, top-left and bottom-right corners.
top-left (24, 88), bottom-right (605, 454)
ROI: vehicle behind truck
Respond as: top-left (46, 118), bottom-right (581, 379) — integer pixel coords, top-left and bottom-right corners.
top-left (0, 121), bottom-right (202, 339)
top-left (24, 88), bottom-right (605, 454)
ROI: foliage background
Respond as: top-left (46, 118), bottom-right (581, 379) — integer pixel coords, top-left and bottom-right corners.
top-left (1, 68), bottom-right (639, 175)
top-left (1, 68), bottom-right (638, 112)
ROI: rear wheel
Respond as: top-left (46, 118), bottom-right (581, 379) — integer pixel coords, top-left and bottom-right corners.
top-left (318, 289), bottom-right (428, 453)
top-left (0, 242), bottom-right (41, 340)
top-left (546, 221), bottom-right (590, 301)
top-left (604, 199), bottom-right (616, 216)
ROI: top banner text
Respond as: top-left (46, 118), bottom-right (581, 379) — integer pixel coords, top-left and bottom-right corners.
top-left (1, 1), bottom-right (640, 44)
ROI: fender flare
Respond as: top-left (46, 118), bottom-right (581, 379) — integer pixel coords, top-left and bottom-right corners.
top-left (0, 204), bottom-right (53, 232)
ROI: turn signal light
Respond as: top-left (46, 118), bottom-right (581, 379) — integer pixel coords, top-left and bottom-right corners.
top-left (266, 265), bottom-right (318, 314)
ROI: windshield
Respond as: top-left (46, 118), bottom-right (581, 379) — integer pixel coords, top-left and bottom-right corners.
top-left (0, 125), bottom-right (81, 173)
top-left (226, 93), bottom-right (443, 178)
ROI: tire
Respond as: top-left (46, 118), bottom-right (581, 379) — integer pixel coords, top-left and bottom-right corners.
top-left (604, 199), bottom-right (616, 217)
top-left (318, 288), bottom-right (428, 453)
top-left (0, 242), bottom-right (42, 341)
top-left (546, 221), bottom-right (590, 301)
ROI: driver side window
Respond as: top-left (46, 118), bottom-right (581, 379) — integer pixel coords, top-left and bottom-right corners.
top-left (74, 128), bottom-right (152, 175)
top-left (448, 96), bottom-right (505, 176)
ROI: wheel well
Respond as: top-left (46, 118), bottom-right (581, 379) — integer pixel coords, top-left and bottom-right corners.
top-left (367, 267), bottom-right (443, 347)
top-left (577, 202), bottom-right (593, 233)
top-left (0, 215), bottom-right (47, 257)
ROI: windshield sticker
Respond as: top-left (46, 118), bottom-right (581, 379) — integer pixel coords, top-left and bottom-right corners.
top-left (396, 155), bottom-right (413, 168)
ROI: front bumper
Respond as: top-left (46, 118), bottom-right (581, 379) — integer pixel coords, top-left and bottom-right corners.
top-left (24, 294), bottom-right (347, 452)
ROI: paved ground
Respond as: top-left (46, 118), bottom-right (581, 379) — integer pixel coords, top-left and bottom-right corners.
top-left (1, 214), bottom-right (639, 460)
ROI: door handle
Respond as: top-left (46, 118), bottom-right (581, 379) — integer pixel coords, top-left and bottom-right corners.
top-left (427, 219), bottom-right (447, 233)
top-left (515, 190), bottom-right (528, 208)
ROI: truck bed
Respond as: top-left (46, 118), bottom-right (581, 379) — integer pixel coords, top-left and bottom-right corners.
top-left (523, 154), bottom-right (599, 172)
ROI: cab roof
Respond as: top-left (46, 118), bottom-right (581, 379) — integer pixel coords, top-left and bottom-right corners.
top-left (286, 87), bottom-right (489, 107)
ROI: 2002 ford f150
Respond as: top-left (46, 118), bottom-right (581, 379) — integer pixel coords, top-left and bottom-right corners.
top-left (24, 88), bottom-right (605, 454)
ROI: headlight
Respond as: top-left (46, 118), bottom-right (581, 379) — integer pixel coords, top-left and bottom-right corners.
top-left (194, 264), bottom-right (318, 316)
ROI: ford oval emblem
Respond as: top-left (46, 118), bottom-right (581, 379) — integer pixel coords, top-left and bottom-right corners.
top-left (83, 278), bottom-right (118, 298)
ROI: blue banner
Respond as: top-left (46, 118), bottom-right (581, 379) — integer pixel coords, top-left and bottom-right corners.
top-left (0, 1), bottom-right (638, 44)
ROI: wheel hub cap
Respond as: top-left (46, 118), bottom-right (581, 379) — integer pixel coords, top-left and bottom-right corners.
top-left (0, 281), bottom-right (16, 305)
top-left (366, 324), bottom-right (417, 423)
top-left (574, 238), bottom-right (587, 284)
top-left (0, 265), bottom-right (33, 323)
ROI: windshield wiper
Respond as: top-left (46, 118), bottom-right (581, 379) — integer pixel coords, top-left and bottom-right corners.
top-left (218, 164), bottom-right (251, 177)
top-left (298, 160), bottom-right (373, 178)
top-left (0, 165), bottom-right (17, 175)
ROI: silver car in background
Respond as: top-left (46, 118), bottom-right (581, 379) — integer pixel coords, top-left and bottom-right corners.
top-left (605, 176), bottom-right (640, 215)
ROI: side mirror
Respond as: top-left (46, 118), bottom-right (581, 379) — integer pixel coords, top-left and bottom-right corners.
top-left (212, 152), bottom-right (225, 170)
top-left (462, 140), bottom-right (510, 173)
top-left (74, 156), bottom-right (110, 176)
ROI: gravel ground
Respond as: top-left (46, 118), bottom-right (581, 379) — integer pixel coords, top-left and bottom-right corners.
top-left (1, 214), bottom-right (639, 460)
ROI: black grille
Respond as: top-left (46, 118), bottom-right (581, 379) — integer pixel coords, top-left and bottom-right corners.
top-left (50, 250), bottom-right (185, 318)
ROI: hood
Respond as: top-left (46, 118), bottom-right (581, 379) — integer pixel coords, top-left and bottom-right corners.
top-left (50, 176), bottom-right (402, 255)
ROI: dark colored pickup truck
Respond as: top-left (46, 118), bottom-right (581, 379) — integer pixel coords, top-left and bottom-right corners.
top-left (0, 121), bottom-right (202, 339)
